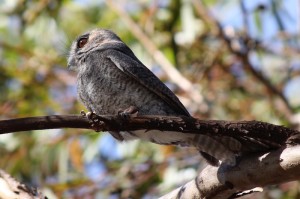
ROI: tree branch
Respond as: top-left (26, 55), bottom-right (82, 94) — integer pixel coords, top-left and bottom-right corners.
top-left (159, 146), bottom-right (300, 199)
top-left (0, 115), bottom-right (90, 133)
top-left (1, 114), bottom-right (300, 198)
top-left (0, 114), bottom-right (298, 144)
top-left (192, 1), bottom-right (295, 118)
top-left (0, 169), bottom-right (46, 199)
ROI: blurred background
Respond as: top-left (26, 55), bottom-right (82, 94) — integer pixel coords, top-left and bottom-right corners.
top-left (0, 0), bottom-right (299, 198)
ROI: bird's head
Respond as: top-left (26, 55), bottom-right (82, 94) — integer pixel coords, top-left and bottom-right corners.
top-left (67, 29), bottom-right (122, 71)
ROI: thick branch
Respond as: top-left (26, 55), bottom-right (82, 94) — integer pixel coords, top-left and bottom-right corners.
top-left (0, 114), bottom-right (299, 151)
top-left (0, 169), bottom-right (46, 199)
top-left (159, 146), bottom-right (300, 199)
top-left (1, 115), bottom-right (300, 198)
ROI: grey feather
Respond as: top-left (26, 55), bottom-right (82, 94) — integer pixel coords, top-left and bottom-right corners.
top-left (68, 28), bottom-right (243, 166)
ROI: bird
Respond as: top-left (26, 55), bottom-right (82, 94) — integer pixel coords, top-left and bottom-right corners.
top-left (67, 28), bottom-right (242, 166)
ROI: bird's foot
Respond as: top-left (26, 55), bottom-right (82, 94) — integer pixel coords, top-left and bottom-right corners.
top-left (80, 110), bottom-right (96, 120)
top-left (117, 106), bottom-right (139, 119)
top-left (80, 110), bottom-right (103, 132)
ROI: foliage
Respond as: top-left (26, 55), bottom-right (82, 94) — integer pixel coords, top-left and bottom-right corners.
top-left (0, 0), bottom-right (299, 198)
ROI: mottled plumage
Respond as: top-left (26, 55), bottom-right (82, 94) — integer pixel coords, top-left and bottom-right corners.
top-left (68, 29), bottom-right (241, 166)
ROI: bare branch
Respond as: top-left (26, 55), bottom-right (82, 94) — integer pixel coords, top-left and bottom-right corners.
top-left (0, 169), bottom-right (46, 199)
top-left (0, 115), bottom-right (90, 134)
top-left (1, 111), bottom-right (299, 191)
top-left (159, 146), bottom-right (300, 199)
top-left (0, 114), bottom-right (299, 148)
top-left (0, 114), bottom-right (300, 198)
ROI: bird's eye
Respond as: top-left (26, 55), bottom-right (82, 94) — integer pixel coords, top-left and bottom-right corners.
top-left (77, 38), bottom-right (88, 48)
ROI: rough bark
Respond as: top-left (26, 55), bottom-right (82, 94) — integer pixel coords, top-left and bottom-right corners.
top-left (159, 146), bottom-right (300, 199)
top-left (0, 114), bottom-right (300, 198)
top-left (0, 170), bottom-right (46, 199)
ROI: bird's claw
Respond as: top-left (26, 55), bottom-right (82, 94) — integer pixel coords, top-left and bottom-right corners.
top-left (81, 110), bottom-right (96, 120)
top-left (80, 110), bottom-right (101, 132)
top-left (80, 110), bottom-right (87, 117)
top-left (117, 106), bottom-right (139, 119)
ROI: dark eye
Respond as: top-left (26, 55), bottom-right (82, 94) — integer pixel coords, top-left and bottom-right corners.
top-left (77, 38), bottom-right (88, 48)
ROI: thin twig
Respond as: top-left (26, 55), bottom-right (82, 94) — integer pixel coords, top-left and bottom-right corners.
top-left (192, 1), bottom-right (294, 117)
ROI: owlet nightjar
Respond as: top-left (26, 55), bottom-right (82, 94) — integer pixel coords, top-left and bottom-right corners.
top-left (68, 29), bottom-right (243, 166)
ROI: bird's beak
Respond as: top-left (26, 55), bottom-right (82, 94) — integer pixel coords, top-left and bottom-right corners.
top-left (67, 57), bottom-right (76, 71)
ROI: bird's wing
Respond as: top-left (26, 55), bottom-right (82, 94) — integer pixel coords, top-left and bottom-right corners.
top-left (103, 48), bottom-right (190, 116)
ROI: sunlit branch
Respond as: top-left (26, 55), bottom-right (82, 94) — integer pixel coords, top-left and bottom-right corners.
top-left (160, 146), bottom-right (300, 199)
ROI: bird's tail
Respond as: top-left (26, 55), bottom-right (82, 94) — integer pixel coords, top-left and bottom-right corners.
top-left (193, 135), bottom-right (242, 166)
